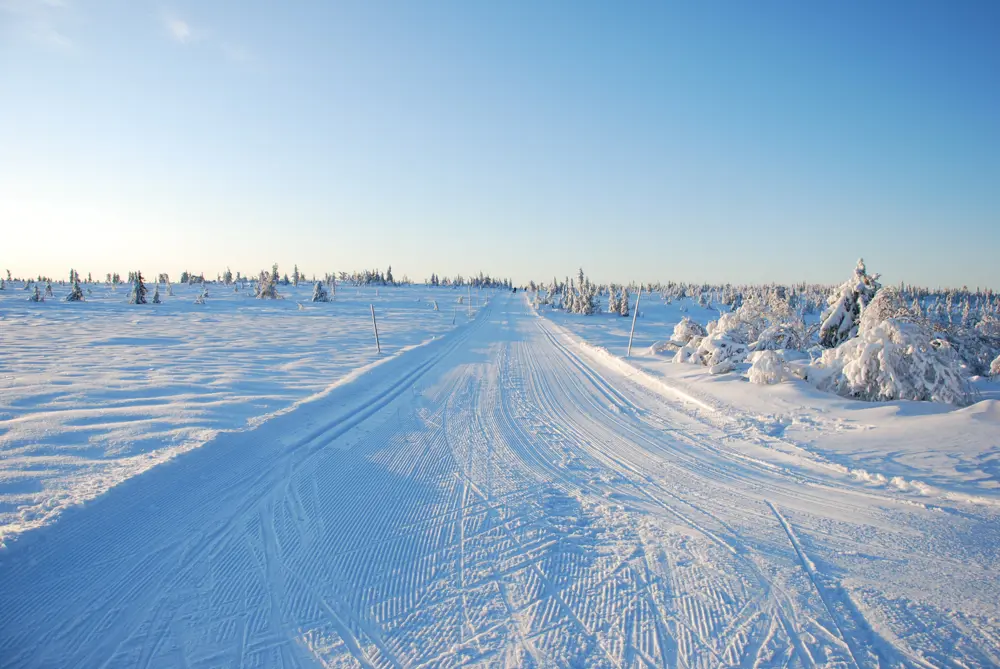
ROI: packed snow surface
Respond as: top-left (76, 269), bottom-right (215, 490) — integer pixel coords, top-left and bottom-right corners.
top-left (1, 292), bottom-right (998, 667)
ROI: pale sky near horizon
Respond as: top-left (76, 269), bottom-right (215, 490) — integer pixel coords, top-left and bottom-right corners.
top-left (2, 1), bottom-right (998, 288)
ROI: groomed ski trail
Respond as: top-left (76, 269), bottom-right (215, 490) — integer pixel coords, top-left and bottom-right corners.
top-left (1, 295), bottom-right (997, 668)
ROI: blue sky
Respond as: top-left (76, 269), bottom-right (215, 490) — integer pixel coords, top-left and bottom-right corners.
top-left (2, 1), bottom-right (998, 287)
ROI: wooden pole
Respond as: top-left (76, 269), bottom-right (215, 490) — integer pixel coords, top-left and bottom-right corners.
top-left (626, 285), bottom-right (642, 358)
top-left (370, 304), bottom-right (381, 354)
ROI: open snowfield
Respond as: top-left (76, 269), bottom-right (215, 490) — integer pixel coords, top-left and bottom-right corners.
top-left (1, 292), bottom-right (998, 667)
top-left (0, 282), bottom-right (480, 543)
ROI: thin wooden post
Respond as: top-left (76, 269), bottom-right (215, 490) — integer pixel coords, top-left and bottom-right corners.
top-left (370, 304), bottom-right (381, 354)
top-left (626, 286), bottom-right (642, 358)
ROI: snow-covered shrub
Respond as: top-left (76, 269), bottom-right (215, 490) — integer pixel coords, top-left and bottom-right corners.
top-left (819, 258), bottom-right (881, 348)
top-left (991, 353), bottom-right (1000, 379)
top-left (256, 264), bottom-right (281, 299)
top-left (152, 285), bottom-right (161, 304)
top-left (28, 285), bottom-right (43, 302)
top-left (128, 271), bottom-right (147, 305)
top-left (311, 281), bottom-right (329, 302)
top-left (709, 360), bottom-right (736, 375)
top-left (674, 332), bottom-right (747, 369)
top-left (748, 350), bottom-right (788, 385)
top-left (671, 316), bottom-right (707, 346)
top-left (751, 323), bottom-right (805, 351)
top-left (941, 327), bottom-right (1000, 377)
top-left (813, 290), bottom-right (973, 405)
top-left (65, 269), bottom-right (84, 302)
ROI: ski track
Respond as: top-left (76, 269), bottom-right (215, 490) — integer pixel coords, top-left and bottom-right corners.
top-left (1, 294), bottom-right (997, 668)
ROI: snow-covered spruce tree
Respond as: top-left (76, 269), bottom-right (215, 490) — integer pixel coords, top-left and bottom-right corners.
top-left (223, 267), bottom-right (233, 285)
top-left (256, 264), bottom-right (281, 299)
top-left (292, 265), bottom-right (300, 287)
top-left (65, 270), bottom-right (84, 302)
top-left (0, 278), bottom-right (5, 290)
top-left (819, 258), bottom-right (881, 348)
top-left (129, 271), bottom-right (147, 304)
top-left (45, 281), bottom-right (53, 297)
top-left (619, 289), bottom-right (630, 317)
top-left (607, 287), bottom-right (620, 315)
top-left (28, 285), bottom-right (43, 302)
top-left (991, 353), bottom-right (1000, 379)
top-left (813, 288), bottom-right (973, 405)
top-left (311, 281), bottom-right (329, 302)
top-left (152, 284), bottom-right (161, 304)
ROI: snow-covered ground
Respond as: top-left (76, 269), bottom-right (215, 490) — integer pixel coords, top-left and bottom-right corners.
top-left (0, 282), bottom-right (483, 543)
top-left (541, 294), bottom-right (1000, 506)
top-left (1, 292), bottom-right (998, 667)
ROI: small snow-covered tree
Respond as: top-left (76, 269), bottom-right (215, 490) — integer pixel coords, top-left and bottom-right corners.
top-left (813, 289), bottom-right (973, 405)
top-left (292, 265), bottom-right (300, 287)
top-left (65, 270), bottom-right (84, 302)
top-left (0, 278), bottom-right (5, 290)
top-left (671, 316), bottom-right (707, 346)
top-left (385, 265), bottom-right (394, 285)
top-left (607, 288), bottom-right (620, 315)
top-left (223, 267), bottom-right (233, 285)
top-left (28, 285), bottom-right (43, 302)
top-left (129, 271), bottom-right (148, 304)
top-left (256, 264), bottom-right (281, 299)
top-left (748, 350), bottom-right (788, 385)
top-left (45, 281), bottom-right (53, 297)
top-left (311, 281), bottom-right (329, 302)
top-left (619, 289), bottom-right (630, 317)
top-left (991, 353), bottom-right (1000, 379)
top-left (152, 284), bottom-right (161, 304)
top-left (819, 258), bottom-right (881, 348)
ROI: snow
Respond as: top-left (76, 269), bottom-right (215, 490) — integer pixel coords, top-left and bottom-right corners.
top-left (0, 282), bottom-right (471, 543)
top-left (0, 290), bottom-right (998, 667)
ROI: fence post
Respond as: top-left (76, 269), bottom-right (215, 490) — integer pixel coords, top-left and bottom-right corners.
top-left (626, 285), bottom-right (642, 358)
top-left (370, 304), bottom-right (381, 354)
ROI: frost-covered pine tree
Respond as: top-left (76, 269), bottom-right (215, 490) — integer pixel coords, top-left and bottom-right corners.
top-left (819, 258), bottom-right (881, 348)
top-left (991, 353), bottom-right (1000, 379)
top-left (0, 278), bottom-right (5, 290)
top-left (45, 281), bottom-right (53, 297)
top-left (65, 270), bottom-right (84, 302)
top-left (607, 287), bottom-right (619, 314)
top-left (256, 264), bottom-right (281, 299)
top-left (311, 281), bottom-right (329, 302)
top-left (28, 285), bottom-right (43, 302)
top-left (129, 271), bottom-right (148, 304)
top-left (619, 289), bottom-right (630, 317)
top-left (223, 267), bottom-right (233, 285)
top-left (292, 265), bottom-right (300, 287)
top-left (152, 284), bottom-right (161, 303)
top-left (814, 288), bottom-right (973, 405)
